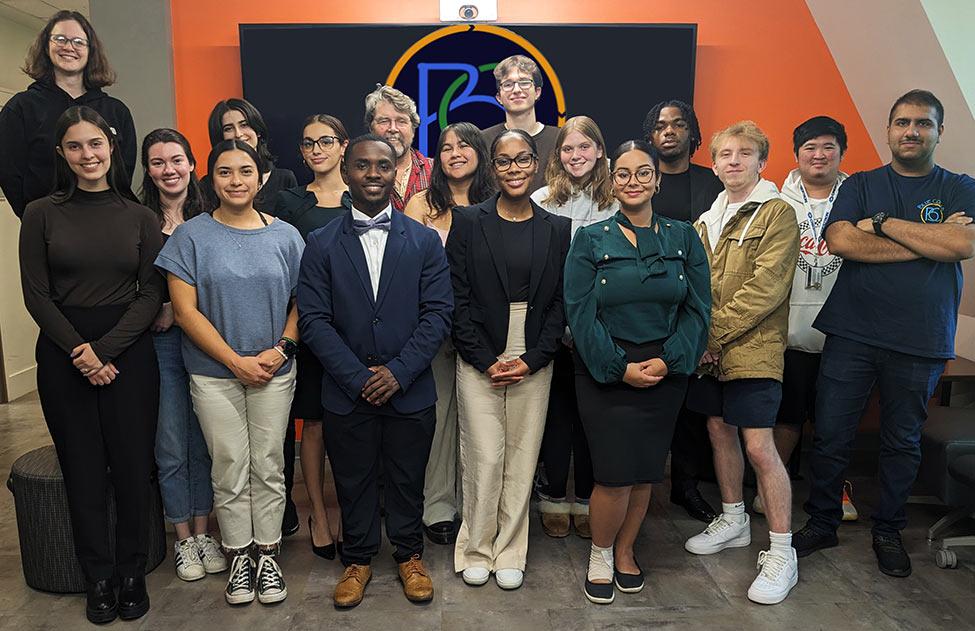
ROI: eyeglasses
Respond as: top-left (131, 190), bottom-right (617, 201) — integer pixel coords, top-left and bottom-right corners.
top-left (50, 34), bottom-right (88, 49)
top-left (499, 79), bottom-right (535, 92)
top-left (492, 154), bottom-right (536, 171)
top-left (612, 167), bottom-right (656, 185)
top-left (373, 116), bottom-right (412, 129)
top-left (300, 136), bottom-right (341, 152)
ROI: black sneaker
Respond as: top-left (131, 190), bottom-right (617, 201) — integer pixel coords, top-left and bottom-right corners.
top-left (584, 579), bottom-right (614, 604)
top-left (873, 534), bottom-right (911, 577)
top-left (256, 554), bottom-right (288, 604)
top-left (792, 523), bottom-right (839, 558)
top-left (225, 554), bottom-right (256, 605)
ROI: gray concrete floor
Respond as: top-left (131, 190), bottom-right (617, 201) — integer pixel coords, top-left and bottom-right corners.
top-left (1, 391), bottom-right (973, 630)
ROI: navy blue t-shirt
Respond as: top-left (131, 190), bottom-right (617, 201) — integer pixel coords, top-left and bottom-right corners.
top-left (813, 164), bottom-right (975, 359)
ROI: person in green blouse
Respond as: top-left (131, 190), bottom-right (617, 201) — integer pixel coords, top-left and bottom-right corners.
top-left (564, 139), bottom-right (711, 605)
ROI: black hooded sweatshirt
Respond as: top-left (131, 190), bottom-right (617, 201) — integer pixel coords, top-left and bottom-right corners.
top-left (0, 78), bottom-right (136, 218)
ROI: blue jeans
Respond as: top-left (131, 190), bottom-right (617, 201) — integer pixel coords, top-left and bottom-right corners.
top-left (805, 335), bottom-right (944, 536)
top-left (154, 327), bottom-right (213, 524)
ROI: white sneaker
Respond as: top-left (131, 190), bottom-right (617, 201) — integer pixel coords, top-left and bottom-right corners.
top-left (747, 548), bottom-right (798, 604)
top-left (462, 567), bottom-right (490, 586)
top-left (256, 554), bottom-right (287, 604)
top-left (225, 554), bottom-right (255, 605)
top-left (495, 568), bottom-right (523, 590)
top-left (174, 537), bottom-right (205, 581)
top-left (196, 533), bottom-right (228, 573)
top-left (684, 513), bottom-right (751, 555)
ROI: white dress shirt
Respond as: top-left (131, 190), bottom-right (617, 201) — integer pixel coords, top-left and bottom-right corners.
top-left (351, 204), bottom-right (392, 299)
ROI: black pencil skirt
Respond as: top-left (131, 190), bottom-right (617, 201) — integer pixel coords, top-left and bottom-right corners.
top-left (36, 304), bottom-right (158, 582)
top-left (574, 339), bottom-right (688, 487)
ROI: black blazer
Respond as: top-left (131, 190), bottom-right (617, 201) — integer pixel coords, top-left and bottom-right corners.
top-left (447, 193), bottom-right (571, 374)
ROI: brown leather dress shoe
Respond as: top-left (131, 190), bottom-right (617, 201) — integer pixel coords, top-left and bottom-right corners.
top-left (334, 564), bottom-right (371, 608)
top-left (398, 554), bottom-right (434, 602)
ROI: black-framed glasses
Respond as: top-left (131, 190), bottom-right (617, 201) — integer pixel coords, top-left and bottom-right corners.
top-left (612, 167), bottom-right (656, 185)
top-left (499, 79), bottom-right (535, 92)
top-left (492, 154), bottom-right (536, 171)
top-left (50, 34), bottom-right (88, 49)
top-left (300, 136), bottom-right (341, 152)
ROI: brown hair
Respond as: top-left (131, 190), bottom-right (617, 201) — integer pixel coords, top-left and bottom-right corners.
top-left (22, 11), bottom-right (116, 89)
top-left (709, 120), bottom-right (770, 162)
top-left (542, 116), bottom-right (614, 211)
top-left (493, 55), bottom-right (543, 91)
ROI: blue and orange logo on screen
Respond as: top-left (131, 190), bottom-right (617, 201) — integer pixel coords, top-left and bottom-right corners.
top-left (386, 25), bottom-right (566, 157)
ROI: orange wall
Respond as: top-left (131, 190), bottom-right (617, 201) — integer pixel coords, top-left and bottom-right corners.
top-left (170, 0), bottom-right (881, 183)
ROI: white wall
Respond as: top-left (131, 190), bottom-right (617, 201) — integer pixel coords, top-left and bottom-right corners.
top-left (0, 16), bottom-right (41, 401)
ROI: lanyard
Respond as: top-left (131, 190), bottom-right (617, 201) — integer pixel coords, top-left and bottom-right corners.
top-left (799, 180), bottom-right (839, 257)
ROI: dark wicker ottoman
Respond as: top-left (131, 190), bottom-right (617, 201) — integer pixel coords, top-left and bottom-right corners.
top-left (7, 445), bottom-right (167, 593)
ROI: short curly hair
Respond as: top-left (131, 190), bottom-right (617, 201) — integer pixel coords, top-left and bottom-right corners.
top-left (642, 99), bottom-right (703, 158)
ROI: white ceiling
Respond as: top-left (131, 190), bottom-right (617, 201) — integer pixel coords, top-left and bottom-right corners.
top-left (0, 0), bottom-right (89, 29)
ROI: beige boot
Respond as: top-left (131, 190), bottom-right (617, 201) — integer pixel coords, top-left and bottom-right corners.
top-left (571, 502), bottom-right (591, 538)
top-left (539, 499), bottom-right (570, 537)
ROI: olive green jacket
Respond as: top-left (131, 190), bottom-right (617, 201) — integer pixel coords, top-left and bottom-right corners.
top-left (694, 180), bottom-right (799, 381)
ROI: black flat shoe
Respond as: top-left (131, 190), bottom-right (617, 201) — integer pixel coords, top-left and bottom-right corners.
top-left (424, 520), bottom-right (458, 545)
top-left (85, 579), bottom-right (117, 624)
top-left (613, 561), bottom-right (644, 593)
top-left (793, 523), bottom-right (839, 558)
top-left (117, 575), bottom-right (149, 620)
top-left (671, 488), bottom-right (717, 523)
top-left (310, 516), bottom-right (336, 560)
top-left (584, 579), bottom-right (614, 604)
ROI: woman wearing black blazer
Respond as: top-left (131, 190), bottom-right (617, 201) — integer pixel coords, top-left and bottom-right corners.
top-left (448, 129), bottom-right (571, 590)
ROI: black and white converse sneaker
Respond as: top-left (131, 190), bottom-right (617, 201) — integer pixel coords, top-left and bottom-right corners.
top-left (256, 554), bottom-right (287, 604)
top-left (174, 537), bottom-right (205, 581)
top-left (225, 554), bottom-right (255, 605)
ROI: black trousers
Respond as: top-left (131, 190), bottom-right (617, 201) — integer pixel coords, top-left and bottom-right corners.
top-left (669, 402), bottom-right (714, 495)
top-left (323, 403), bottom-right (435, 565)
top-left (36, 305), bottom-right (158, 582)
top-left (539, 345), bottom-right (593, 500)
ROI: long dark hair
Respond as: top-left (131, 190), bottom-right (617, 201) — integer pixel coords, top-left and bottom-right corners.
top-left (207, 98), bottom-right (275, 173)
top-left (22, 10), bottom-right (115, 89)
top-left (139, 128), bottom-right (206, 225)
top-left (426, 122), bottom-right (495, 217)
top-left (206, 139), bottom-right (262, 207)
top-left (610, 139), bottom-right (661, 173)
top-left (51, 106), bottom-right (135, 204)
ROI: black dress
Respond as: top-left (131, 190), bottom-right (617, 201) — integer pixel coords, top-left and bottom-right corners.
top-left (275, 185), bottom-right (350, 419)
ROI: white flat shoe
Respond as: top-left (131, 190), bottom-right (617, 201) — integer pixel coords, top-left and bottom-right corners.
top-left (462, 567), bottom-right (490, 586)
top-left (495, 568), bottom-right (523, 590)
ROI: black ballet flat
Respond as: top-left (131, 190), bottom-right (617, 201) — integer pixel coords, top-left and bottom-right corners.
top-left (310, 516), bottom-right (336, 560)
top-left (613, 561), bottom-right (645, 593)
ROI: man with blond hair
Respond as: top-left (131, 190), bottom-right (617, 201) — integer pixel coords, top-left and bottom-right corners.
top-left (684, 121), bottom-right (800, 605)
top-left (364, 85), bottom-right (432, 210)
top-left (481, 55), bottom-right (558, 193)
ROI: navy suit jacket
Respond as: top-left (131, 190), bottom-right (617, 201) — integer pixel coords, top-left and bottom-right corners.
top-left (297, 209), bottom-right (453, 415)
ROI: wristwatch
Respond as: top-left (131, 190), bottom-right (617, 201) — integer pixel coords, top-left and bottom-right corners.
top-left (275, 337), bottom-right (298, 359)
top-left (872, 212), bottom-right (889, 237)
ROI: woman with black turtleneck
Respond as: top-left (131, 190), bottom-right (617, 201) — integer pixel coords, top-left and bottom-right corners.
top-left (0, 10), bottom-right (135, 219)
top-left (19, 106), bottom-right (162, 624)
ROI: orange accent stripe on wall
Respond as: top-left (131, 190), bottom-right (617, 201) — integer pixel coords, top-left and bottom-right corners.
top-left (170, 0), bottom-right (881, 184)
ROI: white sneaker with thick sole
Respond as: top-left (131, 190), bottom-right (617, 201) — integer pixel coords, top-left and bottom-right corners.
top-left (684, 514), bottom-right (751, 555)
top-left (196, 533), bottom-right (228, 574)
top-left (174, 537), bottom-right (205, 581)
top-left (747, 548), bottom-right (798, 605)
top-left (495, 568), bottom-right (524, 590)
top-left (462, 567), bottom-right (490, 586)
top-left (256, 555), bottom-right (287, 604)
top-left (225, 554), bottom-right (255, 605)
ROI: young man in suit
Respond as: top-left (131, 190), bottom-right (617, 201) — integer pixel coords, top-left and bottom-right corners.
top-left (297, 134), bottom-right (453, 608)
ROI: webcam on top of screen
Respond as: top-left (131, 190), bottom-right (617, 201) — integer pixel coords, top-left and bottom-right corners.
top-left (440, 0), bottom-right (497, 22)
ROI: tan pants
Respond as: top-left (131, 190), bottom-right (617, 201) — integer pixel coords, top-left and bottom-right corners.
top-left (454, 303), bottom-right (553, 572)
top-left (190, 365), bottom-right (296, 550)
top-left (423, 340), bottom-right (461, 525)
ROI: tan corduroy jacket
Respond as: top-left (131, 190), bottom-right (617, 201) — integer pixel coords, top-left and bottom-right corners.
top-left (694, 180), bottom-right (799, 381)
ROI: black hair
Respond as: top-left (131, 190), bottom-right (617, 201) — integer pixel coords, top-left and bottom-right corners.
top-left (792, 116), bottom-right (847, 155)
top-left (206, 98), bottom-right (275, 173)
top-left (490, 128), bottom-right (538, 158)
top-left (205, 139), bottom-right (262, 202)
top-left (425, 122), bottom-right (495, 218)
top-left (610, 139), bottom-right (661, 173)
top-left (51, 105), bottom-right (135, 204)
top-left (642, 99), bottom-right (703, 158)
top-left (140, 128), bottom-right (207, 225)
top-left (888, 89), bottom-right (945, 127)
top-left (343, 133), bottom-right (397, 162)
